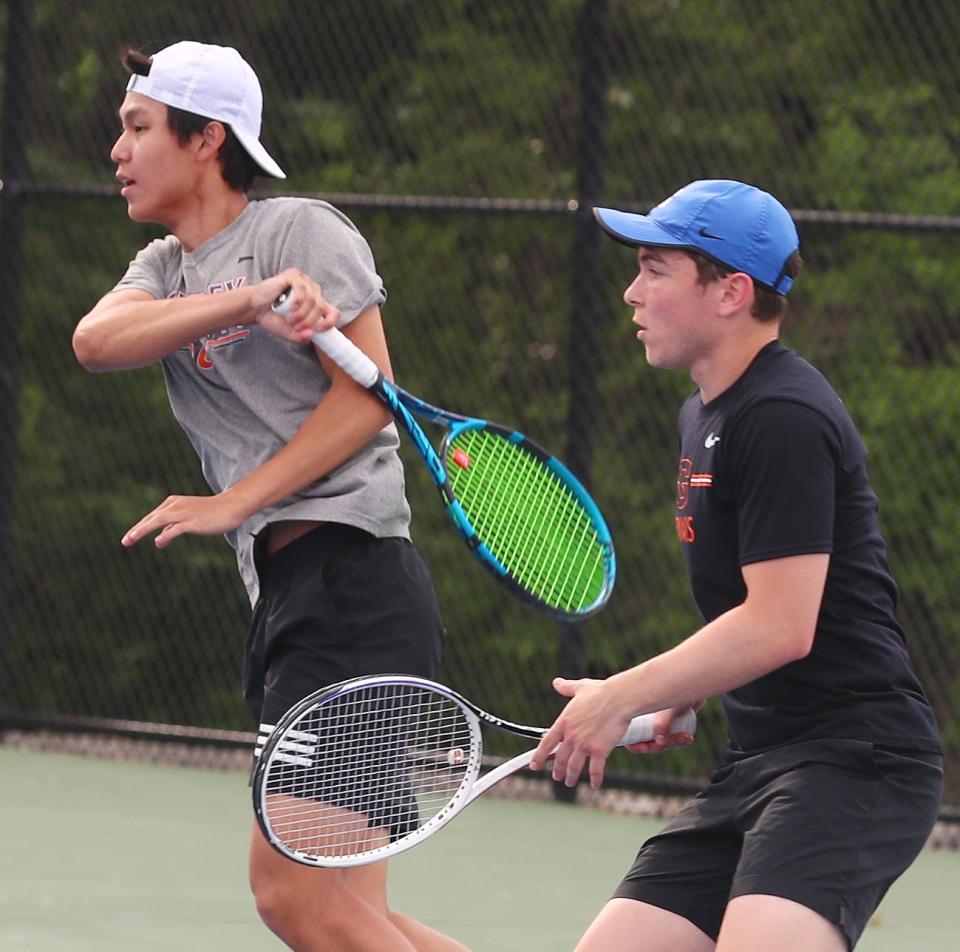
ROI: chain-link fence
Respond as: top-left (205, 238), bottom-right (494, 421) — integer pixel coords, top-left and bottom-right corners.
top-left (0, 0), bottom-right (957, 810)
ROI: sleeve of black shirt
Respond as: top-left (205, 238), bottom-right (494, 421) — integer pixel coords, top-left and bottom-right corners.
top-left (726, 399), bottom-right (840, 566)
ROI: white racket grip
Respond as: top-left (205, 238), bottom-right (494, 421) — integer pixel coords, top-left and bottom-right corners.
top-left (618, 708), bottom-right (697, 747)
top-left (272, 292), bottom-right (380, 388)
top-left (310, 326), bottom-right (381, 388)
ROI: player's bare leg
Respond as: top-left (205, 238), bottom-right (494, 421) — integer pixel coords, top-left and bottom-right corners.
top-left (715, 895), bottom-right (846, 952)
top-left (249, 821), bottom-right (470, 951)
top-left (344, 859), bottom-right (472, 951)
top-left (389, 909), bottom-right (473, 952)
top-left (575, 898), bottom-right (715, 952)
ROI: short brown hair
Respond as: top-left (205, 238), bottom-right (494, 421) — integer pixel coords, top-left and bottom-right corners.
top-left (687, 249), bottom-right (803, 322)
top-left (119, 46), bottom-right (260, 192)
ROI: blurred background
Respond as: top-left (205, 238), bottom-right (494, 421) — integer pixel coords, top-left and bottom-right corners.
top-left (0, 0), bottom-right (957, 812)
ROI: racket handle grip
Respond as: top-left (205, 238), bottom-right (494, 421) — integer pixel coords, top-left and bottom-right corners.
top-left (619, 708), bottom-right (697, 747)
top-left (272, 291), bottom-right (380, 388)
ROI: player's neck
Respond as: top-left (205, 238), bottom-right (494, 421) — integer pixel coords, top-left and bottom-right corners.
top-left (168, 185), bottom-right (250, 252)
top-left (693, 328), bottom-right (779, 405)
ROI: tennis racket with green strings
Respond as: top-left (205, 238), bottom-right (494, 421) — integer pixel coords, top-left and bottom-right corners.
top-left (274, 292), bottom-right (615, 620)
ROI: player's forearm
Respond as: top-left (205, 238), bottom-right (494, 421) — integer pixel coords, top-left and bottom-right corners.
top-left (220, 384), bottom-right (392, 522)
top-left (607, 603), bottom-right (811, 718)
top-left (73, 287), bottom-right (257, 371)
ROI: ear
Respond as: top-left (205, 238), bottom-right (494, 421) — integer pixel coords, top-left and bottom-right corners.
top-left (716, 272), bottom-right (755, 316)
top-left (196, 120), bottom-right (227, 163)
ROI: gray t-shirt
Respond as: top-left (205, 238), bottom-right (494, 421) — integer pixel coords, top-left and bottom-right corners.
top-left (113, 197), bottom-right (410, 604)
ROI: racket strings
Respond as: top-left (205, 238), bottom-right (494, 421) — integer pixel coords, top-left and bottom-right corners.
top-left (447, 429), bottom-right (607, 612)
top-left (489, 462), bottom-right (594, 602)
top-left (262, 685), bottom-right (476, 862)
top-left (455, 436), bottom-right (586, 601)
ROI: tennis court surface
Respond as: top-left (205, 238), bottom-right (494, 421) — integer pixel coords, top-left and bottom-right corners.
top-left (2, 745), bottom-right (957, 951)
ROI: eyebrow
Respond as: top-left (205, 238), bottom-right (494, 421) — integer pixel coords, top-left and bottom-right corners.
top-left (118, 105), bottom-right (150, 123)
top-left (638, 249), bottom-right (669, 265)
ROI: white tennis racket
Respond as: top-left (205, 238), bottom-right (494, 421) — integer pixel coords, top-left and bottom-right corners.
top-left (252, 674), bottom-right (697, 867)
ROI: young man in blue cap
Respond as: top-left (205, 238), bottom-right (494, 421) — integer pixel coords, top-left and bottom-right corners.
top-left (530, 180), bottom-right (942, 950)
top-left (74, 40), bottom-right (468, 952)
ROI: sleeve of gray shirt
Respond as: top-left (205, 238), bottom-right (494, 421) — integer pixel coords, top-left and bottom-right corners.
top-left (112, 234), bottom-right (183, 299)
top-left (269, 200), bottom-right (387, 328)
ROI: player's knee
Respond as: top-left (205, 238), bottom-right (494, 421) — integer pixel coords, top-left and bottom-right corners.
top-left (250, 870), bottom-right (350, 945)
top-left (249, 872), bottom-right (293, 935)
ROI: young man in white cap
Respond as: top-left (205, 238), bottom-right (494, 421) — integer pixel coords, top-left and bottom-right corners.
top-left (73, 41), bottom-right (469, 952)
top-left (530, 180), bottom-right (942, 951)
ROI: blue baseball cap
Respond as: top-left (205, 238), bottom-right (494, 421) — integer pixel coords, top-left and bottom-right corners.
top-left (594, 180), bottom-right (799, 295)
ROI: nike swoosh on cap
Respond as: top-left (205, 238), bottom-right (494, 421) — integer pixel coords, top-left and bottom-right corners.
top-left (698, 227), bottom-right (725, 240)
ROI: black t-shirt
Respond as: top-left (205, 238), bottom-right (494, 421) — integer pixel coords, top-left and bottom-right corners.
top-left (676, 341), bottom-right (941, 757)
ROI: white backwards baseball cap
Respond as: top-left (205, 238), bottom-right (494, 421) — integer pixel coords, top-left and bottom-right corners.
top-left (126, 40), bottom-right (285, 179)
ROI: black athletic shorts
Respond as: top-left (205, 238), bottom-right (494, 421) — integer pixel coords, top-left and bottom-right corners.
top-left (614, 737), bottom-right (943, 949)
top-left (243, 522), bottom-right (446, 735)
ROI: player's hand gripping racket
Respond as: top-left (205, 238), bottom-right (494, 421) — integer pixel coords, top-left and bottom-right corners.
top-left (252, 674), bottom-right (696, 867)
top-left (274, 291), bottom-right (615, 620)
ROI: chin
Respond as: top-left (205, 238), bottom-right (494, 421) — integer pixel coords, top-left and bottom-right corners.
top-left (641, 345), bottom-right (662, 367)
top-left (644, 350), bottom-right (680, 371)
top-left (125, 202), bottom-right (159, 225)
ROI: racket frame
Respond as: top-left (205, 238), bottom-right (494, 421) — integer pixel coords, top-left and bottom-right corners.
top-left (253, 675), bottom-right (498, 868)
top-left (358, 375), bottom-right (617, 621)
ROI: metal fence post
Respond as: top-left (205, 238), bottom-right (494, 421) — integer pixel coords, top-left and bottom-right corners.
top-left (0, 0), bottom-right (33, 723)
top-left (554, 0), bottom-right (612, 803)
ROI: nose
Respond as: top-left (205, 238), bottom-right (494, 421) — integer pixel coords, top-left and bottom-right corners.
top-left (110, 130), bottom-right (129, 164)
top-left (624, 273), bottom-right (644, 309)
